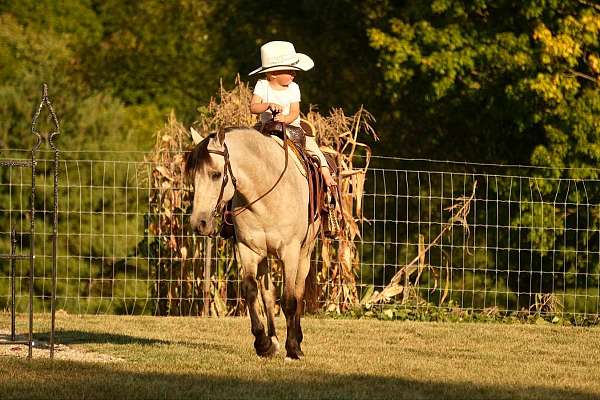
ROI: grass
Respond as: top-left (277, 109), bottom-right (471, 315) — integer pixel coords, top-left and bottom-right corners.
top-left (1, 313), bottom-right (600, 399)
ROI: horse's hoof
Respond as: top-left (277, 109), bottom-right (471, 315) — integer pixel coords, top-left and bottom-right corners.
top-left (285, 356), bottom-right (301, 362)
top-left (285, 350), bottom-right (301, 360)
top-left (255, 335), bottom-right (279, 358)
top-left (297, 348), bottom-right (305, 358)
top-left (270, 336), bottom-right (280, 352)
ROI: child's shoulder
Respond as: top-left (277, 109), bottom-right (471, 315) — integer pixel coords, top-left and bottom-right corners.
top-left (253, 79), bottom-right (268, 95)
top-left (254, 78), bottom-right (268, 88)
top-left (289, 82), bottom-right (300, 96)
top-left (285, 82), bottom-right (300, 95)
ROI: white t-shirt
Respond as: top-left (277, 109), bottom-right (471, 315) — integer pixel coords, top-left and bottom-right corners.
top-left (253, 79), bottom-right (301, 127)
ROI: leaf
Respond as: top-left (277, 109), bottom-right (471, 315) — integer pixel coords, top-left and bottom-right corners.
top-left (156, 166), bottom-right (174, 181)
top-left (382, 308), bottom-right (395, 320)
top-left (181, 246), bottom-right (187, 260)
top-left (372, 284), bottom-right (403, 303)
top-left (440, 260), bottom-right (451, 305)
top-left (213, 290), bottom-right (228, 316)
top-left (360, 285), bottom-right (375, 305)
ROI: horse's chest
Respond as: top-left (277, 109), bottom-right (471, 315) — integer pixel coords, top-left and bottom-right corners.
top-left (236, 229), bottom-right (290, 258)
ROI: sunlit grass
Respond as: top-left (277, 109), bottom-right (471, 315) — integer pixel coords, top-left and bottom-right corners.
top-left (1, 314), bottom-right (599, 399)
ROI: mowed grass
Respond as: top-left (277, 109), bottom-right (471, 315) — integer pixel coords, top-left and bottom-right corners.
top-left (1, 314), bottom-right (600, 399)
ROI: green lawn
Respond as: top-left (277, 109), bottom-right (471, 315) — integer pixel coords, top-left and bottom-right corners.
top-left (1, 314), bottom-right (599, 399)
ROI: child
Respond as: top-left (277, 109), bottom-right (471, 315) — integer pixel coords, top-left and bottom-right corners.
top-left (249, 41), bottom-right (336, 187)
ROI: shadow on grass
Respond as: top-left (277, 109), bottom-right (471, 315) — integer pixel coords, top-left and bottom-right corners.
top-left (36, 330), bottom-right (170, 346)
top-left (1, 358), bottom-right (598, 400)
top-left (31, 330), bottom-right (233, 353)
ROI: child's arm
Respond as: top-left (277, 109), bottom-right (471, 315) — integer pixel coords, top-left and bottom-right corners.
top-left (274, 102), bottom-right (300, 124)
top-left (250, 95), bottom-right (282, 114)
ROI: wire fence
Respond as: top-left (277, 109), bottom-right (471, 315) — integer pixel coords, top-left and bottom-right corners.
top-left (360, 161), bottom-right (600, 318)
top-left (1, 152), bottom-right (600, 318)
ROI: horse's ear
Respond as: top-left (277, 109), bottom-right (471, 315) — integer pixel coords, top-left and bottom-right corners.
top-left (190, 127), bottom-right (202, 145)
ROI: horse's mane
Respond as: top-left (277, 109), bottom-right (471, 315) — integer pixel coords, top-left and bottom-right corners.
top-left (184, 132), bottom-right (215, 178)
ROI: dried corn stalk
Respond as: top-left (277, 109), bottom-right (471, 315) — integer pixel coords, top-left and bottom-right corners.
top-left (144, 111), bottom-right (236, 316)
top-left (144, 112), bottom-right (202, 315)
top-left (307, 106), bottom-right (378, 312)
top-left (530, 293), bottom-right (563, 315)
top-left (195, 75), bottom-right (255, 133)
top-left (147, 77), bottom-right (377, 314)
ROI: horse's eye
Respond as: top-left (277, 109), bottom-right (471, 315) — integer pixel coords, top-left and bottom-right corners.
top-left (211, 171), bottom-right (222, 180)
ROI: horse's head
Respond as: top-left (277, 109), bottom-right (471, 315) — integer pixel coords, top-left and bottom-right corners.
top-left (184, 131), bottom-right (235, 236)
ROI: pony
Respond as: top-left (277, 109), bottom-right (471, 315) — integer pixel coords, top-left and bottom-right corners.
top-left (184, 128), bottom-right (319, 360)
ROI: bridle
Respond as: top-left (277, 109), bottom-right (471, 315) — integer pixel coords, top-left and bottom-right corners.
top-left (206, 143), bottom-right (237, 222)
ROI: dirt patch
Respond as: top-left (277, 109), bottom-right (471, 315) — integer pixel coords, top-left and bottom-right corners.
top-left (0, 330), bottom-right (124, 362)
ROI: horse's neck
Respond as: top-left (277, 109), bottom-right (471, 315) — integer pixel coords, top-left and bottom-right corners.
top-left (227, 130), bottom-right (270, 164)
top-left (226, 130), bottom-right (310, 244)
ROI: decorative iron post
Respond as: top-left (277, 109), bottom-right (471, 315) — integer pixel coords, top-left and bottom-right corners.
top-left (0, 83), bottom-right (60, 359)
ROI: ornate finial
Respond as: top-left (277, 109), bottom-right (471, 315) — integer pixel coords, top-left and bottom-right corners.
top-left (31, 83), bottom-right (60, 152)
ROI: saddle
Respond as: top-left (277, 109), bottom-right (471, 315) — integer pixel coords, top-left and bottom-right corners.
top-left (259, 120), bottom-right (306, 148)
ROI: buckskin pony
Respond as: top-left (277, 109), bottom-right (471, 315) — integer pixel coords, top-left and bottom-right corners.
top-left (185, 127), bottom-right (320, 360)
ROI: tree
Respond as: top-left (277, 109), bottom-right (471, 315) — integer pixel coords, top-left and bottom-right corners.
top-left (367, 0), bottom-right (599, 167)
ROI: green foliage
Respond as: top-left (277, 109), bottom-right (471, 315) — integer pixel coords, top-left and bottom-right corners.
top-left (0, 4), bottom-right (159, 153)
top-left (337, 300), bottom-right (600, 327)
top-left (511, 201), bottom-right (565, 256)
top-left (367, 1), bottom-right (599, 167)
top-left (80, 1), bottom-right (227, 116)
top-left (2, 0), bottom-right (598, 165)
top-left (364, 1), bottom-right (600, 311)
top-left (0, 3), bottom-right (164, 314)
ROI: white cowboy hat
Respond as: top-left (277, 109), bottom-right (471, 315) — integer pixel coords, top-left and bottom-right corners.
top-left (248, 41), bottom-right (314, 75)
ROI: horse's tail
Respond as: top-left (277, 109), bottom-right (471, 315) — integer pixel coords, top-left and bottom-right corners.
top-left (304, 258), bottom-right (320, 313)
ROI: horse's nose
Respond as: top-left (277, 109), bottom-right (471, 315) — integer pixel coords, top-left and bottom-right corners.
top-left (192, 213), bottom-right (214, 236)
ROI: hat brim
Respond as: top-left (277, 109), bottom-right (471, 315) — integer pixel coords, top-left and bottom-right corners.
top-left (248, 53), bottom-right (314, 76)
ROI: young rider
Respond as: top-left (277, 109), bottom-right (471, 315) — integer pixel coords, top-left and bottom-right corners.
top-left (249, 41), bottom-right (337, 187)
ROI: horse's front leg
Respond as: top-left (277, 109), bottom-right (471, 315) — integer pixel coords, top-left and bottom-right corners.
top-left (281, 243), bottom-right (302, 360)
top-left (258, 259), bottom-right (279, 353)
top-left (238, 243), bottom-right (278, 357)
top-left (293, 253), bottom-right (311, 357)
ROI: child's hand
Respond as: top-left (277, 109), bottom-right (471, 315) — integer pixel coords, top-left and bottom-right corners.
top-left (322, 167), bottom-right (337, 187)
top-left (274, 114), bottom-right (287, 123)
top-left (268, 103), bottom-right (283, 113)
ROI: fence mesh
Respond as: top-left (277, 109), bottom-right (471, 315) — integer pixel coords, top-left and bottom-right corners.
top-left (1, 152), bottom-right (599, 318)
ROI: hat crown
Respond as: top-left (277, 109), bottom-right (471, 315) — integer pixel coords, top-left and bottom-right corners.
top-left (260, 41), bottom-right (299, 68)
